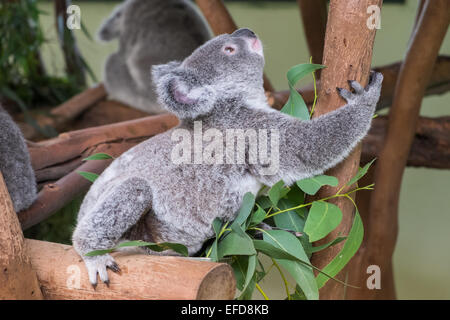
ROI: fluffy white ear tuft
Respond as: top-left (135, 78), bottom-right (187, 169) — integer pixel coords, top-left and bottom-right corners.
top-left (152, 62), bottom-right (217, 119)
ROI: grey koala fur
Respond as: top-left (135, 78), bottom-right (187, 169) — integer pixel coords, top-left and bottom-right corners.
top-left (0, 105), bottom-right (37, 212)
top-left (72, 28), bottom-right (383, 286)
top-left (98, 0), bottom-right (211, 114)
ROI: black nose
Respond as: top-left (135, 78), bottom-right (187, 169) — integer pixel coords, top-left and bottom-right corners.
top-left (231, 28), bottom-right (257, 38)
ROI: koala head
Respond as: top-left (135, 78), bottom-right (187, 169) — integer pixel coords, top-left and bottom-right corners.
top-left (97, 2), bottom-right (125, 41)
top-left (152, 28), bottom-right (265, 119)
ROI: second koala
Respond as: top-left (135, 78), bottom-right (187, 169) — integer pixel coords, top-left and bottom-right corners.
top-left (0, 105), bottom-right (37, 212)
top-left (98, 0), bottom-right (211, 114)
top-left (73, 28), bottom-right (383, 287)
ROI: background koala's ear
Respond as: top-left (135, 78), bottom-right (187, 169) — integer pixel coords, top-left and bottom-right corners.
top-left (151, 61), bottom-right (182, 83)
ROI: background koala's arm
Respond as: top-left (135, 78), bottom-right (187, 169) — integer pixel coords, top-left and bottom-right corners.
top-left (72, 177), bottom-right (152, 285)
top-left (0, 106), bottom-right (36, 212)
top-left (250, 73), bottom-right (382, 186)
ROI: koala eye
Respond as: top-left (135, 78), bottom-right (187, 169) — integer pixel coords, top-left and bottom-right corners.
top-left (223, 45), bottom-right (236, 55)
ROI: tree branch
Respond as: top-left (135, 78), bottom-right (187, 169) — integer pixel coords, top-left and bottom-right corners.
top-left (347, 0), bottom-right (450, 300)
top-left (297, 0), bottom-right (327, 66)
top-left (308, 0), bottom-right (382, 300)
top-left (0, 172), bottom-right (43, 299)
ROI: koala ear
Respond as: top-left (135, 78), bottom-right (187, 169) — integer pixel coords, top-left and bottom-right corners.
top-left (152, 62), bottom-right (216, 119)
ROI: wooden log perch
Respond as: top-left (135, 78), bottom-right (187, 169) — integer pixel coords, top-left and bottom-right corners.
top-left (0, 172), bottom-right (43, 299)
top-left (25, 239), bottom-right (236, 300)
top-left (195, 0), bottom-right (274, 92)
top-left (347, 0), bottom-right (450, 300)
top-left (308, 0), bottom-right (382, 300)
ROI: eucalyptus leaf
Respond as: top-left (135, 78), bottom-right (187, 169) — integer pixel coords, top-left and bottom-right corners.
top-left (316, 209), bottom-right (364, 289)
top-left (311, 236), bottom-right (347, 253)
top-left (268, 180), bottom-right (290, 207)
top-left (262, 230), bottom-right (318, 300)
top-left (218, 232), bottom-right (256, 258)
top-left (234, 192), bottom-right (255, 226)
top-left (273, 199), bottom-right (306, 233)
top-left (281, 63), bottom-right (325, 120)
top-left (347, 158), bottom-right (376, 186)
top-left (304, 201), bottom-right (343, 242)
top-left (83, 153), bottom-right (114, 161)
top-left (297, 175), bottom-right (338, 196)
top-left (77, 171), bottom-right (99, 183)
top-left (86, 240), bottom-right (189, 257)
top-left (249, 204), bottom-right (267, 227)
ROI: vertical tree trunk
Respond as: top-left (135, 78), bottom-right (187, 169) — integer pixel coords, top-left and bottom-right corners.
top-left (0, 172), bottom-right (43, 299)
top-left (54, 0), bottom-right (86, 87)
top-left (296, 0), bottom-right (327, 66)
top-left (346, 0), bottom-right (450, 300)
top-left (308, 0), bottom-right (382, 300)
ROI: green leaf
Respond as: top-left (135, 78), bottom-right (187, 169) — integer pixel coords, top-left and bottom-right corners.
top-left (209, 218), bottom-right (223, 262)
top-left (84, 249), bottom-right (113, 256)
top-left (230, 220), bottom-right (247, 238)
top-left (249, 204), bottom-right (267, 227)
top-left (234, 192), bottom-right (255, 226)
top-left (231, 256), bottom-right (249, 291)
top-left (304, 201), bottom-right (343, 242)
top-left (347, 158), bottom-right (376, 186)
top-left (238, 273), bottom-right (256, 300)
top-left (273, 199), bottom-right (306, 233)
top-left (218, 232), bottom-right (256, 258)
top-left (83, 153), bottom-right (114, 161)
top-left (256, 195), bottom-right (272, 209)
top-left (77, 171), bottom-right (99, 183)
top-left (281, 89), bottom-right (310, 120)
top-left (286, 183), bottom-right (305, 207)
top-left (297, 175), bottom-right (338, 196)
top-left (316, 209), bottom-right (364, 289)
top-left (262, 230), bottom-right (318, 300)
top-left (281, 63), bottom-right (325, 120)
top-left (117, 240), bottom-right (189, 257)
top-left (311, 236), bottom-right (347, 253)
top-left (86, 240), bottom-right (189, 257)
top-left (268, 180), bottom-right (290, 207)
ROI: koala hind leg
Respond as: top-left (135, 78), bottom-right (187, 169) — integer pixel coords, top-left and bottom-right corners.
top-left (72, 177), bottom-right (152, 287)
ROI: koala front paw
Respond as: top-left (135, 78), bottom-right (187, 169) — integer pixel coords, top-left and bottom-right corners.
top-left (337, 71), bottom-right (383, 107)
top-left (83, 254), bottom-right (121, 289)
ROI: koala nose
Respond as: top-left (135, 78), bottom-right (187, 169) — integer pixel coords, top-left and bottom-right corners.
top-left (232, 28), bottom-right (257, 38)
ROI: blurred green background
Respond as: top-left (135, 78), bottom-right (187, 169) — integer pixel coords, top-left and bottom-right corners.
top-left (35, 0), bottom-right (450, 299)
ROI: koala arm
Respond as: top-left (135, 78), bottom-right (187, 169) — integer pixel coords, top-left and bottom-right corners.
top-left (249, 72), bottom-right (382, 186)
top-left (72, 177), bottom-right (152, 286)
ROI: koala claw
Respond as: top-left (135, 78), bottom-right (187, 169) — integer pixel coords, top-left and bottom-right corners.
top-left (338, 72), bottom-right (383, 105)
top-left (84, 254), bottom-right (119, 288)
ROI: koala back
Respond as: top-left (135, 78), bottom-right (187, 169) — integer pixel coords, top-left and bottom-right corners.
top-left (0, 106), bottom-right (37, 212)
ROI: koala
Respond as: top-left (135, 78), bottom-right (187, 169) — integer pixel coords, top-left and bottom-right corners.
top-left (98, 0), bottom-right (211, 114)
top-left (0, 105), bottom-right (37, 212)
top-left (72, 28), bottom-right (383, 287)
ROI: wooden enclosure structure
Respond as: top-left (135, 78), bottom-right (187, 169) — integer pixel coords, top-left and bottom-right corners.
top-left (1, 0), bottom-right (449, 300)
